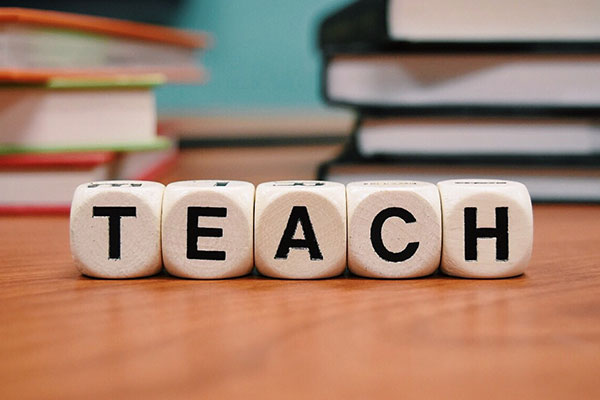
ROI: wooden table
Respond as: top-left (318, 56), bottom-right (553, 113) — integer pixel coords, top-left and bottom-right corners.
top-left (1, 146), bottom-right (600, 399)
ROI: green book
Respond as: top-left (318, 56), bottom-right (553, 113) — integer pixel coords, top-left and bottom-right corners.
top-left (0, 137), bottom-right (171, 155)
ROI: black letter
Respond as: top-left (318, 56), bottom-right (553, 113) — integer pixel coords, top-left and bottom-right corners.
top-left (187, 207), bottom-right (227, 260)
top-left (370, 207), bottom-right (419, 262)
top-left (464, 207), bottom-right (509, 261)
top-left (273, 182), bottom-right (325, 187)
top-left (88, 182), bottom-right (142, 188)
top-left (92, 206), bottom-right (136, 259)
top-left (275, 206), bottom-right (323, 260)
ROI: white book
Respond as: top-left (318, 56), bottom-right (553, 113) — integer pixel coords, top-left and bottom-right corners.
top-left (328, 171), bottom-right (600, 203)
top-left (357, 117), bottom-right (600, 157)
top-left (320, 0), bottom-right (600, 49)
top-left (0, 85), bottom-right (157, 151)
top-left (0, 8), bottom-right (207, 82)
top-left (388, 0), bottom-right (600, 41)
top-left (322, 162), bottom-right (600, 202)
top-left (326, 54), bottom-right (600, 107)
top-left (0, 24), bottom-right (198, 73)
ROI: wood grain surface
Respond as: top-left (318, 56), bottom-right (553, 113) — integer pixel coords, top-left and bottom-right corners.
top-left (1, 146), bottom-right (600, 399)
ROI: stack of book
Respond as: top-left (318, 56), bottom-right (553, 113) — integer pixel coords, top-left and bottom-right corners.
top-left (0, 8), bottom-right (208, 213)
top-left (316, 0), bottom-right (600, 202)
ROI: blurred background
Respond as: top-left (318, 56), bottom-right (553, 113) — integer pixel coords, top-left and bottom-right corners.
top-left (1, 0), bottom-right (351, 112)
top-left (157, 0), bottom-right (349, 112)
top-left (1, 0), bottom-right (599, 210)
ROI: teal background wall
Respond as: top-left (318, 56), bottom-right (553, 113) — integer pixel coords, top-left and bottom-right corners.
top-left (156, 0), bottom-right (349, 111)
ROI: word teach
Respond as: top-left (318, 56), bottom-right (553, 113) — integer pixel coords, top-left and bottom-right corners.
top-left (70, 179), bottom-right (533, 280)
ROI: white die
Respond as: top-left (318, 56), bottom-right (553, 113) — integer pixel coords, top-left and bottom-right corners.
top-left (70, 180), bottom-right (164, 278)
top-left (161, 180), bottom-right (254, 279)
top-left (437, 179), bottom-right (534, 278)
top-left (254, 181), bottom-right (346, 279)
top-left (347, 181), bottom-right (442, 278)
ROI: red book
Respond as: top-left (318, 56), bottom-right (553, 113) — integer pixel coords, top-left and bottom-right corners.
top-left (0, 143), bottom-right (177, 214)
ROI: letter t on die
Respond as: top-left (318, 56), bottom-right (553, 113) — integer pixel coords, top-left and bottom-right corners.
top-left (70, 180), bottom-right (164, 278)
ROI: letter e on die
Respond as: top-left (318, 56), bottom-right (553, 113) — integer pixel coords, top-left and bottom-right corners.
top-left (161, 180), bottom-right (254, 279)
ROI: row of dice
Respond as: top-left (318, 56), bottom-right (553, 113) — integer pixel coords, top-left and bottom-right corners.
top-left (70, 179), bottom-right (533, 279)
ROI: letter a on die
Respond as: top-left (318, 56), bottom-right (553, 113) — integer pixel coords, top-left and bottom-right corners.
top-left (437, 179), bottom-right (533, 278)
top-left (254, 181), bottom-right (346, 279)
top-left (70, 180), bottom-right (164, 278)
top-left (347, 181), bottom-right (441, 278)
top-left (161, 180), bottom-right (254, 279)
